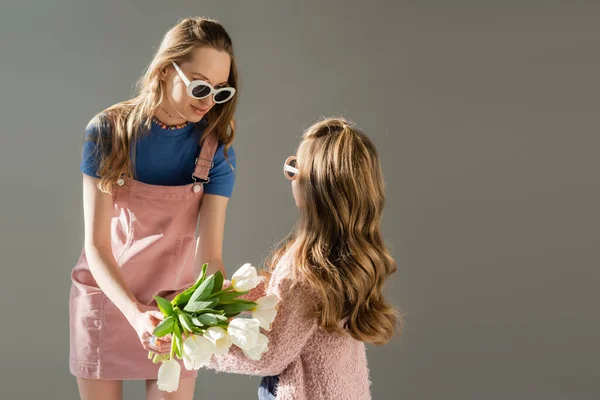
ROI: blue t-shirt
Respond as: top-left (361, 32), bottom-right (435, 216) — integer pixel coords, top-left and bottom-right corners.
top-left (80, 117), bottom-right (236, 198)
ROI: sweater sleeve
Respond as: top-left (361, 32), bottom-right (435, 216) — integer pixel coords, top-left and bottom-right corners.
top-left (206, 277), bottom-right (318, 376)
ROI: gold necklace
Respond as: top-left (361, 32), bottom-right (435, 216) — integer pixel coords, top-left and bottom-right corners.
top-left (161, 106), bottom-right (185, 120)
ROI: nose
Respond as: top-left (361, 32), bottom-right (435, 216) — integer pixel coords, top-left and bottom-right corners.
top-left (199, 96), bottom-right (214, 108)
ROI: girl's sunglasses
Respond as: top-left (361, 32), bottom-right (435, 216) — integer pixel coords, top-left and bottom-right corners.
top-left (172, 62), bottom-right (236, 104)
top-left (283, 156), bottom-right (299, 180)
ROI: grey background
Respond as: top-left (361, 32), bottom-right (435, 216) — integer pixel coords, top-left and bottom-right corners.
top-left (0, 0), bottom-right (598, 399)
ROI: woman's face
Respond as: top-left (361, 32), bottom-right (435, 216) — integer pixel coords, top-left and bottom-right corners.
top-left (161, 46), bottom-right (231, 123)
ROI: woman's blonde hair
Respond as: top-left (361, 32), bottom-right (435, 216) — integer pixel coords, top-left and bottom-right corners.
top-left (88, 17), bottom-right (238, 192)
top-left (269, 117), bottom-right (400, 345)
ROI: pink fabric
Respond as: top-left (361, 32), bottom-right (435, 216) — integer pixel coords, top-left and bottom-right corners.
top-left (69, 132), bottom-right (219, 380)
top-left (208, 248), bottom-right (372, 400)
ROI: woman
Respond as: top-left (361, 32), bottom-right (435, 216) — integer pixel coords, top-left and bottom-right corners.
top-left (69, 17), bottom-right (239, 400)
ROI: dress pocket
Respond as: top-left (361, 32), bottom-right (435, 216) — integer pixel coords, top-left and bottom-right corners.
top-left (69, 292), bottom-right (105, 363)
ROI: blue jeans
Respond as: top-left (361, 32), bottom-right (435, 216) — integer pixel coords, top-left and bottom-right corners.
top-left (258, 375), bottom-right (279, 400)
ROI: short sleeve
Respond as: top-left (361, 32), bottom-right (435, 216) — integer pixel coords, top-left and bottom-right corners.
top-left (204, 144), bottom-right (236, 198)
top-left (80, 117), bottom-right (110, 178)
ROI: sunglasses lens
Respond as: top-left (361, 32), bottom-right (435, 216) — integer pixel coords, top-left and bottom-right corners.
top-left (191, 84), bottom-right (211, 98)
top-left (214, 89), bottom-right (234, 103)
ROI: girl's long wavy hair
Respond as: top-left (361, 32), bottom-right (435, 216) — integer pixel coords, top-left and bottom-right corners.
top-left (88, 17), bottom-right (238, 192)
top-left (268, 117), bottom-right (400, 345)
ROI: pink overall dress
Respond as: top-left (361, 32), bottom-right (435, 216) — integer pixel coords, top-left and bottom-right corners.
top-left (69, 130), bottom-right (219, 380)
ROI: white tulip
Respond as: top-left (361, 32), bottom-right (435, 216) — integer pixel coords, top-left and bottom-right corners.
top-left (227, 318), bottom-right (260, 351)
top-left (182, 335), bottom-right (214, 370)
top-left (204, 326), bottom-right (232, 354)
top-left (243, 332), bottom-right (269, 361)
top-left (157, 358), bottom-right (181, 392)
top-left (252, 294), bottom-right (279, 331)
top-left (231, 263), bottom-right (260, 292)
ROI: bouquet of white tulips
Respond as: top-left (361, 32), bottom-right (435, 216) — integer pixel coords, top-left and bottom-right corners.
top-left (151, 263), bottom-right (279, 393)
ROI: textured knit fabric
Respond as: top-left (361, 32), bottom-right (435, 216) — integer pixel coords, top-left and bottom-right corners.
top-left (208, 248), bottom-right (372, 400)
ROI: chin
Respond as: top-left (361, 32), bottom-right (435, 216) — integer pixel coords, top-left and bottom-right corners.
top-left (187, 114), bottom-right (205, 123)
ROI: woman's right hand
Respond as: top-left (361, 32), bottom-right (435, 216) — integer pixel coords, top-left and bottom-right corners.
top-left (128, 308), bottom-right (172, 354)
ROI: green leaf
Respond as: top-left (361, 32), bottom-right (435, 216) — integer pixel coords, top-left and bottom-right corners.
top-left (191, 317), bottom-right (204, 327)
top-left (211, 271), bottom-right (224, 294)
top-left (215, 301), bottom-right (257, 315)
top-left (208, 286), bottom-right (235, 298)
top-left (197, 263), bottom-right (209, 284)
top-left (192, 308), bottom-right (225, 315)
top-left (190, 263), bottom-right (209, 291)
top-left (173, 318), bottom-right (181, 336)
top-left (154, 296), bottom-right (174, 316)
top-left (183, 298), bottom-right (219, 313)
top-left (224, 299), bottom-right (257, 306)
top-left (172, 263), bottom-right (209, 307)
top-left (189, 274), bottom-right (216, 303)
top-left (215, 314), bottom-right (228, 321)
top-left (152, 315), bottom-right (175, 337)
top-left (195, 313), bottom-right (219, 326)
top-left (172, 287), bottom-right (194, 308)
top-left (214, 290), bottom-right (248, 304)
top-left (178, 312), bottom-right (194, 333)
top-left (234, 299), bottom-right (257, 304)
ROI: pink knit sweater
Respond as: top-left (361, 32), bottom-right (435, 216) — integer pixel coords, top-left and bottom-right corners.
top-left (207, 250), bottom-right (372, 400)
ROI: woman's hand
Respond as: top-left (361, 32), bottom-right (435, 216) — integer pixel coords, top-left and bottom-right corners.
top-left (128, 307), bottom-right (172, 354)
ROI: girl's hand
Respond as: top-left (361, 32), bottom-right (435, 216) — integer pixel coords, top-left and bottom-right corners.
top-left (128, 308), bottom-right (172, 354)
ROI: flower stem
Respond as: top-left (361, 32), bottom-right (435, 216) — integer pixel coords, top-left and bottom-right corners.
top-left (170, 334), bottom-right (175, 360)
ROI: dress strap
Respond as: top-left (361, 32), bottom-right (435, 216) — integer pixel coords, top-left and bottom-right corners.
top-left (192, 131), bottom-right (219, 184)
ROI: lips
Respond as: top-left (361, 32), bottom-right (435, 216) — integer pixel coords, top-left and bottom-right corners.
top-left (191, 104), bottom-right (209, 114)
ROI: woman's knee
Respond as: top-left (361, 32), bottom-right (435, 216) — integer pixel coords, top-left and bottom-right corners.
top-left (76, 378), bottom-right (123, 400)
top-left (146, 376), bottom-right (196, 400)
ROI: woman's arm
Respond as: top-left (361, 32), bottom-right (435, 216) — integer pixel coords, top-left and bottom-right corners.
top-left (206, 278), bottom-right (318, 377)
top-left (195, 192), bottom-right (266, 299)
top-left (195, 194), bottom-right (230, 277)
top-left (82, 175), bottom-right (140, 319)
top-left (82, 175), bottom-right (169, 353)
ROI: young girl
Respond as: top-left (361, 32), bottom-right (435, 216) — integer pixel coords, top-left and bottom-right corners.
top-left (207, 117), bottom-right (400, 400)
top-left (69, 17), bottom-right (239, 400)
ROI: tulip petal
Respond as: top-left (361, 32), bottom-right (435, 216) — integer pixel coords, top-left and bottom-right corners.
top-left (157, 359), bottom-right (181, 392)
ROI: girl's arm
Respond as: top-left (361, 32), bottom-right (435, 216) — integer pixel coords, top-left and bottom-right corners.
top-left (194, 194), bottom-right (230, 277)
top-left (206, 277), bottom-right (318, 377)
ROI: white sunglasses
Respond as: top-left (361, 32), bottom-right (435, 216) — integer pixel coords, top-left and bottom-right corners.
top-left (283, 156), bottom-right (299, 180)
top-left (172, 62), bottom-right (236, 104)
